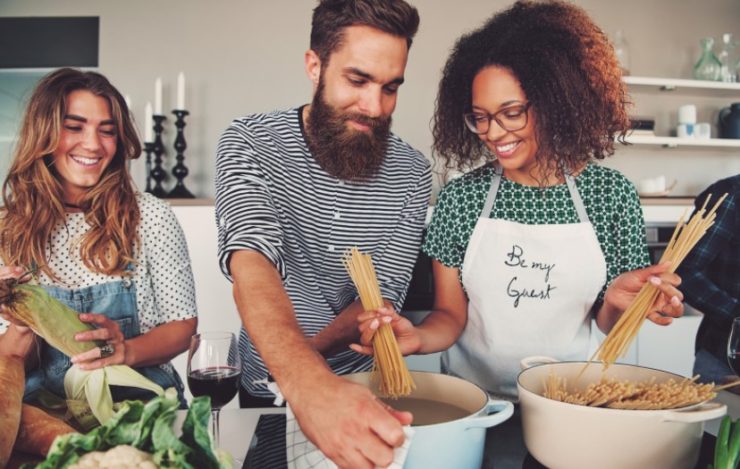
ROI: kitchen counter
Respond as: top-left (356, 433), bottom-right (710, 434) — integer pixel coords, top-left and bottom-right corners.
top-left (202, 390), bottom-right (738, 469)
top-left (9, 390), bottom-right (735, 468)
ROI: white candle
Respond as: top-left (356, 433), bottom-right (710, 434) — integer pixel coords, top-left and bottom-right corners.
top-left (176, 72), bottom-right (186, 110)
top-left (144, 101), bottom-right (153, 142)
top-left (154, 78), bottom-right (162, 115)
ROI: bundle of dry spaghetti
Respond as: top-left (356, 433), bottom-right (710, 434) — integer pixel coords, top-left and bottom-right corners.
top-left (591, 193), bottom-right (728, 368)
top-left (543, 372), bottom-right (723, 410)
top-left (343, 247), bottom-right (415, 398)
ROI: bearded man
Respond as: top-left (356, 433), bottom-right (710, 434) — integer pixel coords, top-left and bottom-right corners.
top-left (214, 1), bottom-right (430, 467)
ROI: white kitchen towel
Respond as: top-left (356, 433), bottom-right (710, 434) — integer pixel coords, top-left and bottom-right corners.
top-left (285, 404), bottom-right (414, 469)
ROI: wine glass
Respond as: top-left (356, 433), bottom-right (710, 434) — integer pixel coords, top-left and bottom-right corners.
top-left (728, 318), bottom-right (740, 377)
top-left (187, 331), bottom-right (241, 449)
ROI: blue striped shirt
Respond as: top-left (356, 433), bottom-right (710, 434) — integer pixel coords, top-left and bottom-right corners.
top-left (215, 107), bottom-right (432, 397)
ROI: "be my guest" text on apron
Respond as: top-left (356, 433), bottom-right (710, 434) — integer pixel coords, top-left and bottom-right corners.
top-left (442, 163), bottom-right (607, 398)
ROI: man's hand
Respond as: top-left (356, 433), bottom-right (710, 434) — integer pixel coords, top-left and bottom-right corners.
top-left (291, 374), bottom-right (412, 469)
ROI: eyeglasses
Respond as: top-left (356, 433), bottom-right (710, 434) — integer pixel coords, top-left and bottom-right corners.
top-left (463, 103), bottom-right (531, 134)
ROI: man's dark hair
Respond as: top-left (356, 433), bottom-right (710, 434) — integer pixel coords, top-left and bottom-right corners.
top-left (310, 0), bottom-right (419, 64)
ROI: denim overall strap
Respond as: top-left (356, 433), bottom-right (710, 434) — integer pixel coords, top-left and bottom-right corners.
top-left (25, 271), bottom-right (185, 407)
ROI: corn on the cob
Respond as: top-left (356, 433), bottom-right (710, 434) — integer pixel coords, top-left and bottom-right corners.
top-left (0, 277), bottom-right (165, 427)
top-left (2, 283), bottom-right (103, 356)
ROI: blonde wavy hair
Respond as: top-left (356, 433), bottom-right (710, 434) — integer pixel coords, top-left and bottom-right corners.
top-left (0, 68), bottom-right (142, 280)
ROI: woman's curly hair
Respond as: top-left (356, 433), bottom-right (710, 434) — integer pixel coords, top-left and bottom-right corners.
top-left (433, 0), bottom-right (631, 180)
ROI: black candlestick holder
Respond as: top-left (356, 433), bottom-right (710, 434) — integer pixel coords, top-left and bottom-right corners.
top-left (150, 115), bottom-right (168, 198)
top-left (143, 142), bottom-right (155, 193)
top-left (166, 109), bottom-right (195, 198)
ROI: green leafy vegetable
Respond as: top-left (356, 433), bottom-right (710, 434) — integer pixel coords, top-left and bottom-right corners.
top-left (24, 389), bottom-right (230, 469)
top-left (710, 415), bottom-right (740, 469)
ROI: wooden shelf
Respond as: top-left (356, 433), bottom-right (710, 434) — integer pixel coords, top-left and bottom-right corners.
top-left (165, 198), bottom-right (214, 206)
top-left (624, 135), bottom-right (740, 149)
top-left (623, 76), bottom-right (740, 97)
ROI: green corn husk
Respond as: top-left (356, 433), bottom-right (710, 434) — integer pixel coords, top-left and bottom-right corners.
top-left (1, 280), bottom-right (165, 428)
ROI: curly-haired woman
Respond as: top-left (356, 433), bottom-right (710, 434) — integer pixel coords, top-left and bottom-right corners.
top-left (353, 1), bottom-right (684, 399)
top-left (0, 68), bottom-right (197, 407)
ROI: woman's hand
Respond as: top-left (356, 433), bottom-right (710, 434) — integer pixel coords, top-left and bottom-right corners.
top-left (350, 307), bottom-right (421, 356)
top-left (0, 266), bottom-right (38, 358)
top-left (604, 262), bottom-right (684, 326)
top-left (0, 266), bottom-right (33, 330)
top-left (70, 313), bottom-right (127, 369)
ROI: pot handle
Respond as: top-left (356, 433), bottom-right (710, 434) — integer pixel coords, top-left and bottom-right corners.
top-left (660, 402), bottom-right (727, 423)
top-left (464, 400), bottom-right (514, 430)
top-left (520, 355), bottom-right (558, 371)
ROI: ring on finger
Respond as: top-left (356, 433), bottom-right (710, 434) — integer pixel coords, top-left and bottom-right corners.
top-left (99, 343), bottom-right (115, 359)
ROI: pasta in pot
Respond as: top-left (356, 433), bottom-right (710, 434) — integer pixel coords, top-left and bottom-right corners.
top-left (543, 372), bottom-right (719, 410)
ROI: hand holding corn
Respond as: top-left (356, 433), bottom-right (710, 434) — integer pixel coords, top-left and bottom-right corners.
top-left (0, 266), bottom-right (36, 358)
top-left (0, 273), bottom-right (165, 426)
top-left (70, 313), bottom-right (127, 370)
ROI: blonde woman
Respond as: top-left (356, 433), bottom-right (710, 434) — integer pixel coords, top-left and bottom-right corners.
top-left (0, 68), bottom-right (197, 407)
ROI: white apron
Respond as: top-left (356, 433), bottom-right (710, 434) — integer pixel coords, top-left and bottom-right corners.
top-left (441, 163), bottom-right (607, 399)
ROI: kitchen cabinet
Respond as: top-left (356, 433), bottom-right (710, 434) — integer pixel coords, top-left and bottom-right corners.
top-left (0, 17), bottom-right (98, 68)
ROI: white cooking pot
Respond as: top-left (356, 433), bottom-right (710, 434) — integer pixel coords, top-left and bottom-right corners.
top-left (517, 356), bottom-right (726, 469)
top-left (345, 371), bottom-right (513, 469)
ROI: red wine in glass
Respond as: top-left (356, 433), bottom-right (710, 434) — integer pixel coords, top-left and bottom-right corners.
top-left (187, 332), bottom-right (241, 451)
top-left (188, 366), bottom-right (240, 409)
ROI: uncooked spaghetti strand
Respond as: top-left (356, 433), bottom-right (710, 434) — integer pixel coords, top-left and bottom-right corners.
top-left (343, 247), bottom-right (415, 398)
top-left (592, 286), bottom-right (659, 365)
top-left (591, 193), bottom-right (728, 369)
top-left (658, 210), bottom-right (688, 264)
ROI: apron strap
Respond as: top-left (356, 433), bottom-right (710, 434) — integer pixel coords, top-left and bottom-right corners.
top-left (564, 173), bottom-right (591, 224)
top-left (480, 162), bottom-right (591, 224)
top-left (480, 163), bottom-right (504, 218)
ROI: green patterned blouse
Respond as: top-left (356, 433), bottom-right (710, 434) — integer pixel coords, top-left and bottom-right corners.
top-left (422, 163), bottom-right (650, 301)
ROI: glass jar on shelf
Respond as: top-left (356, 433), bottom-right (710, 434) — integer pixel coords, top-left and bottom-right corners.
top-left (718, 33), bottom-right (737, 83)
top-left (693, 37), bottom-right (721, 81)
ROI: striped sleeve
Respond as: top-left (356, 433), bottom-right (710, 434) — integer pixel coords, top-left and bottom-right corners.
top-left (215, 122), bottom-right (286, 282)
top-left (375, 159), bottom-right (432, 311)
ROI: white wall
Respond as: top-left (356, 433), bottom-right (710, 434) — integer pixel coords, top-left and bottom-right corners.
top-left (169, 205), bottom-right (242, 407)
top-left (1, 0), bottom-right (739, 198)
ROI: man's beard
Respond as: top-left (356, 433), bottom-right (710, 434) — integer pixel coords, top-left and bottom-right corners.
top-left (305, 82), bottom-right (391, 182)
